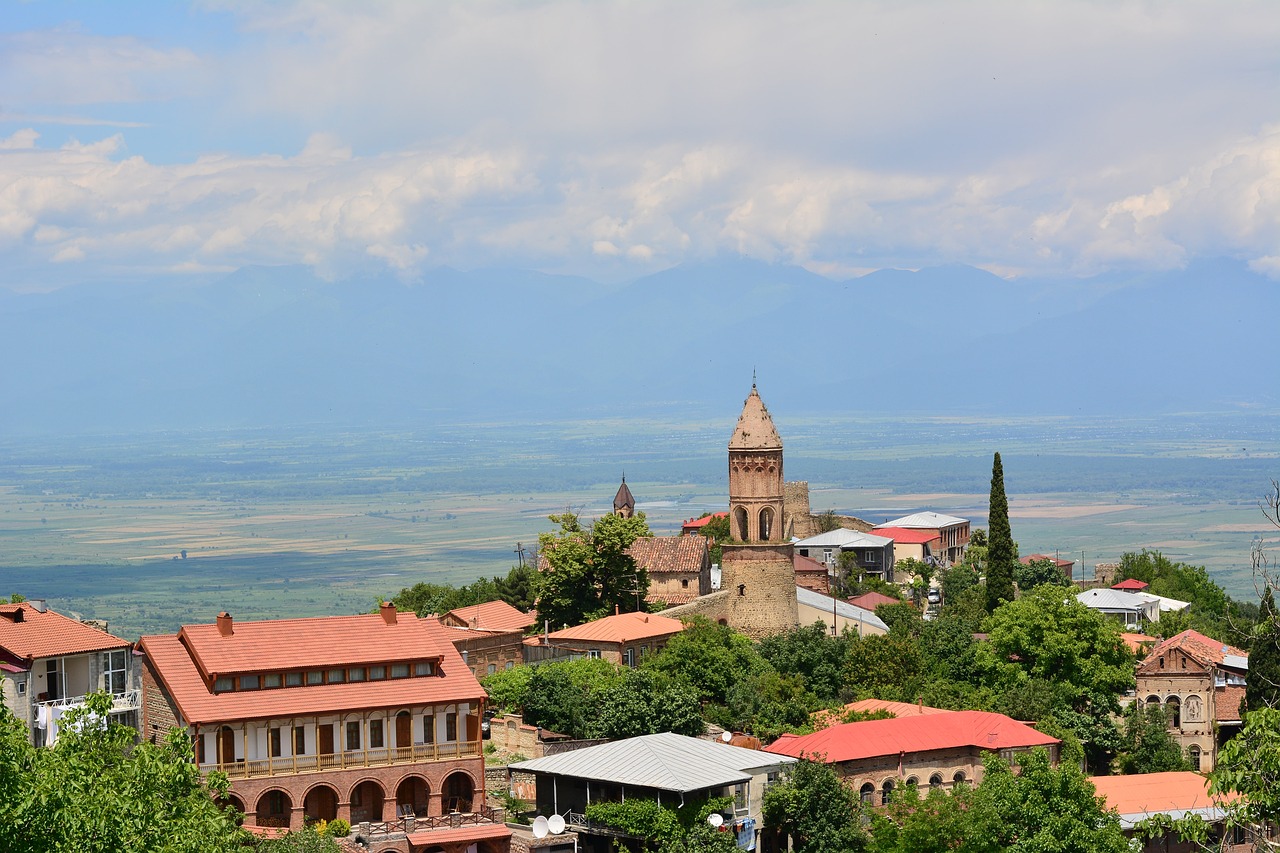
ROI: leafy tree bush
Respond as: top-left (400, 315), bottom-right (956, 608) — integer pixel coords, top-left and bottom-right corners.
top-left (763, 759), bottom-right (866, 853)
top-left (1015, 559), bottom-right (1068, 590)
top-left (535, 511), bottom-right (652, 628)
top-left (643, 616), bottom-right (768, 706)
top-left (1116, 703), bottom-right (1190, 775)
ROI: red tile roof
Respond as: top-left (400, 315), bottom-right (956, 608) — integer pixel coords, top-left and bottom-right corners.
top-left (682, 512), bottom-right (727, 532)
top-left (793, 554), bottom-right (828, 574)
top-left (628, 535), bottom-right (709, 575)
top-left (1120, 632), bottom-right (1158, 654)
top-left (1111, 578), bottom-right (1150, 590)
top-left (1089, 771), bottom-right (1237, 818)
top-left (407, 824), bottom-right (512, 846)
top-left (847, 592), bottom-right (901, 611)
top-left (174, 608), bottom-right (448, 678)
top-left (1021, 554), bottom-right (1074, 568)
top-left (0, 603), bottom-right (130, 662)
top-left (546, 611), bottom-right (685, 645)
top-left (1148, 629), bottom-right (1247, 668)
top-left (869, 527), bottom-right (939, 545)
top-left (140, 612), bottom-right (484, 726)
top-left (765, 710), bottom-right (1058, 763)
top-left (441, 600), bottom-right (535, 633)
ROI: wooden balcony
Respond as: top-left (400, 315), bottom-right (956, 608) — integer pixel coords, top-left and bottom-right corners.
top-left (202, 740), bottom-right (483, 780)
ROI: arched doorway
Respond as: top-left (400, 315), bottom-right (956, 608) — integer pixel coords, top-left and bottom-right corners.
top-left (1189, 745), bottom-right (1202, 771)
top-left (441, 771), bottom-right (474, 814)
top-left (396, 776), bottom-right (430, 818)
top-left (304, 784), bottom-right (339, 824)
top-left (256, 789), bottom-right (293, 829)
top-left (350, 780), bottom-right (386, 824)
top-left (1165, 695), bottom-right (1181, 728)
top-left (880, 779), bottom-right (894, 806)
top-left (217, 794), bottom-right (245, 825)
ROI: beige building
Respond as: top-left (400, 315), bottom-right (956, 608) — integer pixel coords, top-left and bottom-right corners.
top-left (874, 512), bottom-right (970, 566)
top-left (629, 535), bottom-right (711, 607)
top-left (1133, 629), bottom-right (1248, 772)
top-left (532, 611), bottom-right (685, 667)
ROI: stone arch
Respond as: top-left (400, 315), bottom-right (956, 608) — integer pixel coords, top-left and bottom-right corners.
top-left (859, 782), bottom-right (875, 805)
top-left (396, 774), bottom-right (431, 818)
top-left (734, 506), bottom-right (749, 541)
top-left (759, 506), bottom-right (774, 541)
top-left (905, 776), bottom-right (919, 788)
top-left (1145, 694), bottom-right (1161, 710)
top-left (255, 788), bottom-right (293, 829)
top-left (1165, 695), bottom-right (1181, 728)
top-left (303, 782), bottom-right (339, 823)
top-left (442, 770), bottom-right (476, 814)
top-left (952, 771), bottom-right (967, 786)
top-left (929, 773), bottom-right (944, 788)
top-left (880, 778), bottom-right (895, 806)
top-left (349, 778), bottom-right (386, 824)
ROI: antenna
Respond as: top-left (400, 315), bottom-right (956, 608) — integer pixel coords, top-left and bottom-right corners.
top-left (708, 813), bottom-right (724, 828)
top-left (532, 816), bottom-right (549, 839)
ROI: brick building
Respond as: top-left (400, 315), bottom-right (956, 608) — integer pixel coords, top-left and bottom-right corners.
top-left (138, 604), bottom-right (509, 852)
top-left (440, 601), bottom-right (535, 679)
top-left (628, 535), bottom-right (711, 607)
top-left (874, 511), bottom-right (971, 567)
top-left (1134, 629), bottom-right (1248, 772)
top-left (530, 611), bottom-right (685, 667)
top-left (765, 710), bottom-right (1059, 805)
top-left (0, 600), bottom-right (139, 745)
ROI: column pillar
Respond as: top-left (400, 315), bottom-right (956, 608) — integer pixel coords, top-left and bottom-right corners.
top-left (290, 805), bottom-right (306, 831)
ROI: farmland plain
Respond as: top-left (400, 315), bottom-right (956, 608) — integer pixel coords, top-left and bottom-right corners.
top-left (1, 410), bottom-right (1277, 638)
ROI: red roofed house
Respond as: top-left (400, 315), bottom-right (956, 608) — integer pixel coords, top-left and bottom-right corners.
top-left (439, 601), bottom-right (535, 680)
top-left (765, 710), bottom-right (1059, 806)
top-left (1112, 578), bottom-right (1151, 591)
top-left (139, 603), bottom-right (509, 851)
top-left (1020, 553), bottom-right (1076, 583)
top-left (1134, 629), bottom-right (1249, 773)
top-left (525, 610), bottom-right (685, 668)
top-left (874, 510), bottom-right (971, 566)
top-left (628, 535), bottom-right (711, 606)
top-left (1090, 771), bottom-right (1250, 852)
top-left (794, 553), bottom-right (831, 595)
top-left (870, 526), bottom-right (942, 569)
top-left (681, 512), bottom-right (728, 535)
top-left (0, 600), bottom-right (139, 746)
top-left (847, 591), bottom-right (901, 612)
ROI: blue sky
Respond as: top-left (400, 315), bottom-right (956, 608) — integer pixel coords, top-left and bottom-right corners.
top-left (3, 1), bottom-right (1280, 289)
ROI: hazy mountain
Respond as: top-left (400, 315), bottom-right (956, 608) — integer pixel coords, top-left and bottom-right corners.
top-left (1, 258), bottom-right (1274, 433)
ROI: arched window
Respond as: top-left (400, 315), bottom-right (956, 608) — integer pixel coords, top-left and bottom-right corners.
top-left (1145, 695), bottom-right (1161, 710)
top-left (859, 783), bottom-right (874, 805)
top-left (759, 507), bottom-right (774, 541)
top-left (1189, 745), bottom-right (1201, 772)
top-left (734, 506), bottom-right (749, 541)
top-left (952, 771), bottom-right (967, 787)
top-left (880, 779), bottom-right (895, 806)
top-left (1166, 695), bottom-right (1181, 728)
top-left (929, 773), bottom-right (944, 789)
top-left (905, 776), bottom-right (919, 789)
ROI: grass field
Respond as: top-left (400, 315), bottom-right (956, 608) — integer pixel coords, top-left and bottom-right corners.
top-left (1, 411), bottom-right (1277, 638)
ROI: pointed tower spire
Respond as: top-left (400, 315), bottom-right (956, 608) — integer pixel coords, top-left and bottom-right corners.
top-left (613, 475), bottom-right (635, 518)
top-left (729, 385), bottom-right (783, 451)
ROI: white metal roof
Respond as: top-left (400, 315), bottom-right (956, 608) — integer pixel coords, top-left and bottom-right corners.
top-left (881, 511), bottom-right (967, 529)
top-left (795, 586), bottom-right (889, 632)
top-left (1076, 588), bottom-right (1158, 614)
top-left (793, 529), bottom-right (894, 549)
top-left (508, 732), bottom-right (796, 792)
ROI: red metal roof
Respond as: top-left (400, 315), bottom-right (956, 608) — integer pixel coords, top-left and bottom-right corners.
top-left (546, 611), bottom-right (685, 645)
top-left (847, 592), bottom-right (900, 611)
top-left (0, 603), bottom-right (131, 662)
top-left (681, 512), bottom-right (728, 532)
top-left (406, 823), bottom-right (512, 846)
top-left (1089, 771), bottom-right (1237, 817)
top-left (441, 600), bottom-right (535, 633)
top-left (139, 612), bottom-right (484, 726)
top-left (1111, 578), bottom-right (1150, 590)
top-left (869, 527), bottom-right (939, 545)
top-left (765, 710), bottom-right (1058, 763)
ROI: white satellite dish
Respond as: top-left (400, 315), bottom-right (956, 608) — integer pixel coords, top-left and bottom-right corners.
top-left (548, 814), bottom-right (566, 834)
top-left (532, 816), bottom-right (549, 839)
top-left (708, 813), bottom-right (724, 828)
top-left (720, 731), bottom-right (732, 743)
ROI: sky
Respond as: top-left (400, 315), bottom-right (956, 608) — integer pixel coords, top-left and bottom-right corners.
top-left (3, 0), bottom-right (1280, 290)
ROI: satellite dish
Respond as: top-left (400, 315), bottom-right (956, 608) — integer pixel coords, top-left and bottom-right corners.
top-left (532, 816), bottom-right (549, 839)
top-left (708, 813), bottom-right (724, 828)
top-left (548, 814), bottom-right (566, 834)
top-left (721, 731), bottom-right (732, 743)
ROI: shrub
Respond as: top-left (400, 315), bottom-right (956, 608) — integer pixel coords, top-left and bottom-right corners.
top-left (324, 818), bottom-right (350, 838)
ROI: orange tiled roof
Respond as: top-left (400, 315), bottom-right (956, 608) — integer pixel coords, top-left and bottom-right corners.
top-left (0, 603), bottom-right (130, 662)
top-left (766, 710), bottom-right (1058, 763)
top-left (442, 600), bottom-right (535, 633)
top-left (176, 609), bottom-right (448, 678)
top-left (1120, 632), bottom-right (1158, 654)
top-left (546, 611), bottom-right (685, 645)
top-left (1089, 771), bottom-right (1237, 818)
top-left (1148, 629), bottom-right (1247, 668)
top-left (140, 614), bottom-right (484, 726)
top-left (847, 592), bottom-right (901, 611)
top-left (628, 536), bottom-right (709, 575)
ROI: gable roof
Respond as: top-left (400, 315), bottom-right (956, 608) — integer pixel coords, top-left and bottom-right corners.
top-left (1145, 629), bottom-right (1248, 671)
top-left (728, 385), bottom-right (783, 451)
top-left (844, 698), bottom-right (951, 718)
top-left (795, 586), bottom-right (888, 633)
top-left (442, 600), bottom-right (535, 633)
top-left (794, 529), bottom-right (893, 549)
top-left (628, 535), bottom-right (709, 575)
top-left (1076, 588), bottom-right (1159, 614)
top-left (765, 710), bottom-right (1058, 763)
top-left (613, 478), bottom-right (635, 512)
top-left (545, 611), bottom-right (686, 645)
top-left (1111, 578), bottom-right (1150, 590)
top-left (509, 731), bottom-right (796, 792)
top-left (879, 511), bottom-right (967, 530)
top-left (793, 553), bottom-right (828, 574)
top-left (868, 526), bottom-right (940, 545)
top-left (0, 603), bottom-right (130, 662)
top-left (847, 591), bottom-right (901, 611)
top-left (682, 512), bottom-right (727, 532)
top-left (1089, 771), bottom-right (1238, 829)
top-left (139, 612), bottom-right (484, 726)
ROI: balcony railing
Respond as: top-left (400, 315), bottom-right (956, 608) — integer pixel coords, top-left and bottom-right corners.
top-left (37, 689), bottom-right (140, 714)
top-left (202, 739), bottom-right (483, 780)
top-left (359, 805), bottom-right (502, 838)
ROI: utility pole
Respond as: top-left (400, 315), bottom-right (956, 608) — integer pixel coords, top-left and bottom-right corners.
top-left (514, 542), bottom-right (527, 568)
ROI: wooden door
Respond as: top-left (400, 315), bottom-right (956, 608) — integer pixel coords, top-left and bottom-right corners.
top-left (218, 726), bottom-right (235, 765)
top-left (396, 712), bottom-right (412, 748)
top-left (318, 723), bottom-right (334, 755)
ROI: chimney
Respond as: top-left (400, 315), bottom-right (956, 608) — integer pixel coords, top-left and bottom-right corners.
top-left (30, 599), bottom-right (47, 613)
top-left (380, 602), bottom-right (397, 625)
top-left (216, 612), bottom-right (233, 637)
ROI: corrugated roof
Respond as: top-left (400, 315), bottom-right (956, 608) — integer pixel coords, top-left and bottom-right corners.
top-left (140, 617), bottom-right (484, 726)
top-left (0, 603), bottom-right (131, 661)
top-left (880, 511), bottom-right (967, 530)
top-left (1076, 588), bottom-right (1158, 614)
top-left (682, 513), bottom-right (727, 531)
top-left (442, 600), bottom-right (535, 633)
top-left (728, 386), bottom-right (783, 451)
top-left (868, 527), bottom-right (940, 545)
top-left (629, 536), bottom-right (709, 575)
top-left (509, 732), bottom-right (796, 792)
top-left (794, 529), bottom-right (893, 549)
top-left (546, 611), bottom-right (686, 645)
top-left (1089, 771), bottom-right (1237, 829)
top-left (795, 586), bottom-right (888, 632)
top-left (176, 609), bottom-right (448, 677)
top-left (765, 710), bottom-right (1058, 763)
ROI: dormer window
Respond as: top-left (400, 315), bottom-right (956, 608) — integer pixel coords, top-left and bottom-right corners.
top-left (214, 677), bottom-right (233, 693)
top-left (286, 672), bottom-right (303, 687)
top-left (369, 666), bottom-right (386, 680)
top-left (240, 674), bottom-right (259, 690)
top-left (264, 673), bottom-right (282, 688)
top-left (348, 668), bottom-right (365, 682)
top-left (327, 669), bottom-right (345, 684)
top-left (415, 662), bottom-right (434, 676)
top-left (306, 671), bottom-right (323, 685)
top-left (390, 664), bottom-right (410, 678)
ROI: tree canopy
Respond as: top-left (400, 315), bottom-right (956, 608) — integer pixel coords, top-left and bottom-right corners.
top-left (985, 452), bottom-right (1016, 612)
top-left (534, 511), bottom-right (652, 628)
top-left (762, 758), bottom-right (866, 853)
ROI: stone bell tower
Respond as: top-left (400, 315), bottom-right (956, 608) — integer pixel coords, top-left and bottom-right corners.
top-left (720, 384), bottom-right (798, 639)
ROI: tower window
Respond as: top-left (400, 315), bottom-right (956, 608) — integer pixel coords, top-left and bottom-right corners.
top-left (759, 507), bottom-right (774, 541)
top-left (734, 506), bottom-right (749, 541)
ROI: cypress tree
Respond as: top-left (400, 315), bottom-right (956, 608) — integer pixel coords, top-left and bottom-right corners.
top-left (1246, 586), bottom-right (1280, 712)
top-left (985, 451), bottom-right (1016, 612)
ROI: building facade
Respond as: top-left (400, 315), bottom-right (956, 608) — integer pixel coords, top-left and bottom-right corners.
top-left (874, 512), bottom-right (970, 567)
top-left (628, 535), bottom-right (711, 607)
top-left (139, 604), bottom-right (509, 852)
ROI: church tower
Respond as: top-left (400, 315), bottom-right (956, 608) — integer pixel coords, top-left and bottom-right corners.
top-left (613, 476), bottom-right (635, 518)
top-left (719, 384), bottom-right (798, 638)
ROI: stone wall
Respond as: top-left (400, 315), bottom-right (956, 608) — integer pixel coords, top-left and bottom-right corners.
top-left (784, 481), bottom-right (814, 539)
top-left (720, 544), bottom-right (799, 640)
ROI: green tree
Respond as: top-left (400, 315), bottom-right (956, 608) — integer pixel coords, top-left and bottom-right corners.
top-left (494, 563), bottom-right (537, 612)
top-left (643, 616), bottom-right (767, 706)
top-left (815, 509), bottom-right (841, 534)
top-left (256, 829), bottom-right (345, 853)
top-left (762, 758), bottom-right (866, 853)
top-left (985, 453), bottom-right (1016, 612)
top-left (698, 513), bottom-right (731, 567)
top-left (479, 664), bottom-right (534, 714)
top-left (1211, 707), bottom-right (1280, 834)
top-left (1115, 702), bottom-right (1190, 775)
top-left (534, 511), bottom-right (652, 628)
top-left (1248, 586), bottom-right (1280, 711)
top-left (520, 658), bottom-right (622, 738)
top-left (869, 784), bottom-right (983, 853)
top-left (587, 668), bottom-right (704, 740)
top-left (758, 622), bottom-right (853, 704)
top-left (1015, 558), bottom-right (1068, 590)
